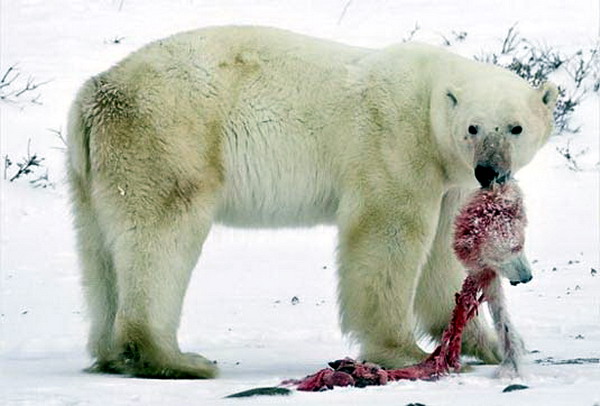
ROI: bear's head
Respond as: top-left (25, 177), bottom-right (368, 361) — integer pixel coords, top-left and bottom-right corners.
top-left (431, 67), bottom-right (558, 188)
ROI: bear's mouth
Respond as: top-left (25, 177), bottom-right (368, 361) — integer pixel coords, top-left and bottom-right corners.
top-left (474, 164), bottom-right (511, 188)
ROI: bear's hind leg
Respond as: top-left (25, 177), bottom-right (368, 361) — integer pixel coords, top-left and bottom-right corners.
top-left (70, 174), bottom-right (118, 373)
top-left (70, 72), bottom-right (222, 378)
top-left (102, 191), bottom-right (219, 379)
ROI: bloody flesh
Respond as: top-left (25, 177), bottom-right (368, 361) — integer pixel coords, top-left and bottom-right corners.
top-left (288, 269), bottom-right (496, 391)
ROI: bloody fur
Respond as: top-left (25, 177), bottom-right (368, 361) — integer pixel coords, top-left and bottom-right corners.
top-left (286, 182), bottom-right (527, 391)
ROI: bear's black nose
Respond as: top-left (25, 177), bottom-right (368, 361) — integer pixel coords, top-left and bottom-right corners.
top-left (474, 164), bottom-right (499, 188)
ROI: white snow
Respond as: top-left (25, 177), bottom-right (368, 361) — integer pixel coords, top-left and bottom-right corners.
top-left (1, 1), bottom-right (598, 405)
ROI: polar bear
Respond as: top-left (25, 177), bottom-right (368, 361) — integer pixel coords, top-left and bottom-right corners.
top-left (67, 26), bottom-right (557, 379)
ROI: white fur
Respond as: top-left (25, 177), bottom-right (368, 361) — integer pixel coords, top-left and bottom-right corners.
top-left (485, 277), bottom-right (526, 377)
top-left (67, 26), bottom-right (556, 378)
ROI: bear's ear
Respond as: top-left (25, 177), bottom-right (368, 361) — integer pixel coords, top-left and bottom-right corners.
top-left (446, 89), bottom-right (459, 107)
top-left (540, 81), bottom-right (559, 110)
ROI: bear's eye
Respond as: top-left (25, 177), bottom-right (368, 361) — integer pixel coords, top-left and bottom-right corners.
top-left (511, 125), bottom-right (523, 135)
top-left (468, 125), bottom-right (479, 135)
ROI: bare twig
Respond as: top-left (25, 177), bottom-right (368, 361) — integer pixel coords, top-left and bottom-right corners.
top-left (113, 36), bottom-right (125, 44)
top-left (556, 140), bottom-right (587, 171)
top-left (0, 66), bottom-right (20, 91)
top-left (563, 47), bottom-right (599, 89)
top-left (3, 155), bottom-right (12, 180)
top-left (0, 64), bottom-right (50, 105)
top-left (8, 139), bottom-right (45, 182)
top-left (439, 30), bottom-right (468, 47)
top-left (402, 23), bottom-right (420, 43)
top-left (501, 23), bottom-right (522, 55)
top-left (14, 77), bottom-right (51, 97)
top-left (48, 127), bottom-right (67, 149)
top-left (337, 0), bottom-right (353, 25)
top-left (1, 65), bottom-right (16, 83)
top-left (440, 33), bottom-right (451, 47)
top-left (30, 170), bottom-right (54, 189)
top-left (475, 26), bottom-right (598, 136)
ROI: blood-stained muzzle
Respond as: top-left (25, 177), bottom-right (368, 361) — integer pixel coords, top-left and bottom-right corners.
top-left (474, 164), bottom-right (511, 188)
top-left (473, 133), bottom-right (512, 189)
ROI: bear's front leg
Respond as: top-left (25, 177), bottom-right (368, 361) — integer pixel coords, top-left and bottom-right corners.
top-left (415, 187), bottom-right (503, 365)
top-left (336, 196), bottom-right (441, 368)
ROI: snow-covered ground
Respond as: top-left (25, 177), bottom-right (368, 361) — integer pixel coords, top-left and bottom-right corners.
top-left (1, 1), bottom-right (598, 405)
